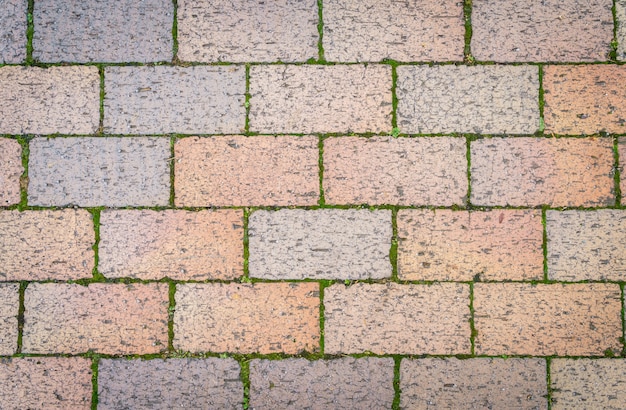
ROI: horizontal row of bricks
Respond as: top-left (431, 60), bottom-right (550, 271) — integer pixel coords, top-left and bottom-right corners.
top-left (1, 64), bottom-right (625, 135)
top-left (1, 356), bottom-right (625, 409)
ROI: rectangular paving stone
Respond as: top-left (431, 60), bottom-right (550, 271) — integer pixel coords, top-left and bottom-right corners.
top-left (174, 283), bottom-right (319, 354)
top-left (551, 359), bottom-right (626, 409)
top-left (28, 137), bottom-right (170, 207)
top-left (174, 136), bottom-right (319, 207)
top-left (0, 357), bottom-right (92, 410)
top-left (0, 0), bottom-right (26, 63)
top-left (618, 1), bottom-right (626, 60)
top-left (23, 283), bottom-right (169, 354)
top-left (99, 358), bottom-right (243, 410)
top-left (104, 66), bottom-right (245, 134)
top-left (474, 283), bottom-right (622, 356)
top-left (472, 0), bottom-right (613, 62)
top-left (397, 65), bottom-right (539, 134)
top-left (33, 0), bottom-right (173, 63)
top-left (0, 283), bottom-right (18, 355)
top-left (250, 358), bottom-right (394, 410)
top-left (398, 209), bottom-right (543, 281)
top-left (324, 283), bottom-right (470, 355)
top-left (620, 138), bottom-right (626, 196)
top-left (178, 0), bottom-right (318, 63)
top-left (0, 210), bottom-right (94, 281)
top-left (470, 137), bottom-right (615, 207)
top-left (401, 358), bottom-right (547, 409)
top-left (323, 0), bottom-right (464, 62)
top-left (0, 138), bottom-right (22, 206)
top-left (323, 136), bottom-right (467, 206)
top-left (0, 66), bottom-right (99, 134)
top-left (544, 65), bottom-right (626, 134)
top-left (249, 65), bottom-right (392, 133)
top-left (249, 209), bottom-right (392, 280)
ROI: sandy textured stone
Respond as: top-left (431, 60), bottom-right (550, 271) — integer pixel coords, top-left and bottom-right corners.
top-left (250, 358), bottom-right (394, 409)
top-left (0, 0), bottom-right (26, 63)
top-left (0, 66), bottom-right (99, 134)
top-left (471, 137), bottom-right (615, 207)
top-left (33, 0), bottom-right (173, 63)
top-left (0, 210), bottom-right (94, 281)
top-left (99, 209), bottom-right (243, 280)
top-left (0, 284), bottom-right (18, 355)
top-left (99, 358), bottom-right (242, 410)
top-left (175, 136), bottom-right (319, 207)
top-left (28, 137), bottom-right (170, 207)
top-left (472, 0), bottom-right (613, 62)
top-left (23, 283), bottom-right (169, 354)
top-left (618, 1), bottom-right (626, 60)
top-left (544, 65), bottom-right (626, 135)
top-left (324, 283), bottom-right (470, 355)
top-left (551, 359), bottom-right (626, 409)
top-left (474, 283), bottom-right (622, 356)
top-left (397, 65), bottom-right (539, 134)
top-left (324, 0), bottom-right (463, 62)
top-left (0, 357), bottom-right (92, 410)
top-left (620, 138), bottom-right (626, 196)
top-left (401, 358), bottom-right (547, 409)
top-left (323, 136), bottom-right (467, 206)
top-left (178, 0), bottom-right (317, 63)
top-left (398, 209), bottom-right (543, 281)
top-left (249, 209), bottom-right (392, 280)
top-left (0, 138), bottom-right (22, 206)
top-left (104, 66), bottom-right (245, 134)
top-left (249, 65), bottom-right (392, 133)
top-left (174, 283), bottom-right (319, 354)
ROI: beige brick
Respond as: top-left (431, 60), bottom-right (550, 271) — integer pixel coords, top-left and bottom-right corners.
top-left (104, 66), bottom-right (245, 134)
top-left (472, 0), bottom-right (613, 62)
top-left (33, 0), bottom-right (173, 63)
top-left (470, 137), bottom-right (615, 207)
top-left (250, 358), bottom-right (394, 409)
top-left (23, 283), bottom-right (169, 354)
top-left (0, 138), bottom-right (22, 206)
top-left (398, 209), bottom-right (543, 281)
top-left (0, 210), bottom-right (94, 281)
top-left (551, 359), bottom-right (626, 409)
top-left (324, 283), bottom-right (470, 355)
top-left (474, 283), bottom-right (622, 356)
top-left (397, 65), bottom-right (539, 134)
top-left (323, 0), bottom-right (464, 62)
top-left (28, 137), bottom-right (170, 207)
top-left (0, 283), bottom-right (18, 355)
top-left (249, 65), bottom-right (392, 133)
top-left (178, 0), bottom-right (317, 63)
top-left (99, 358), bottom-right (243, 409)
top-left (618, 1), bottom-right (626, 61)
top-left (0, 0), bottom-right (26, 63)
top-left (544, 65), bottom-right (626, 135)
top-left (174, 136), bottom-right (319, 207)
top-left (0, 357), bottom-right (92, 410)
top-left (400, 358), bottom-right (547, 409)
top-left (174, 283), bottom-right (319, 354)
top-left (323, 136), bottom-right (467, 206)
top-left (620, 138), bottom-right (626, 197)
top-left (249, 209), bottom-right (392, 280)
top-left (0, 66), bottom-right (99, 134)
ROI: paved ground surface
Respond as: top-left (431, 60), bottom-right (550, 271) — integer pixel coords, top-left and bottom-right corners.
top-left (0, 0), bottom-right (626, 409)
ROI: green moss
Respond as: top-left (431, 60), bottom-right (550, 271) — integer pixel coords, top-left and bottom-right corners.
top-left (168, 281), bottom-right (176, 351)
top-left (169, 137), bottom-right (176, 207)
top-left (16, 282), bottom-right (27, 354)
top-left (171, 0), bottom-right (179, 61)
top-left (318, 135), bottom-right (326, 206)
top-left (244, 64), bottom-right (251, 135)
top-left (26, 1), bottom-right (34, 64)
top-left (614, 136), bottom-right (622, 207)
top-left (538, 65), bottom-right (545, 135)
top-left (463, 0), bottom-right (474, 64)
top-left (542, 206), bottom-right (549, 281)
top-left (469, 282), bottom-right (476, 356)
top-left (242, 208), bottom-right (250, 280)
top-left (390, 208), bottom-right (399, 282)
top-left (392, 356), bottom-right (401, 409)
top-left (240, 359), bottom-right (250, 409)
top-left (87, 208), bottom-right (106, 282)
top-left (91, 357), bottom-right (99, 410)
top-left (317, 0), bottom-right (325, 62)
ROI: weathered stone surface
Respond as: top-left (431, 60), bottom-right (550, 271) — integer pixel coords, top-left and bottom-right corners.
top-left (323, 136), bottom-right (467, 206)
top-left (250, 358), bottom-right (394, 409)
top-left (0, 0), bottom-right (26, 63)
top-left (0, 283), bottom-right (18, 355)
top-left (0, 138), bottom-right (22, 206)
top-left (618, 1), bottom-right (626, 61)
top-left (397, 65), bottom-right (539, 134)
top-left (28, 137), bottom-right (170, 207)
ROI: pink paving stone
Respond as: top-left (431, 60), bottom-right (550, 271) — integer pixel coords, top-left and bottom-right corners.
top-left (0, 0), bottom-right (26, 63)
top-left (0, 138), bottom-right (22, 206)
top-left (0, 283), bottom-right (19, 355)
top-left (618, 1), bottom-right (626, 60)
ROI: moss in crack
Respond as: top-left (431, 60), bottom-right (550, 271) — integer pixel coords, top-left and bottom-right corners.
top-left (463, 0), bottom-right (474, 64)
top-left (91, 356), bottom-right (99, 410)
top-left (614, 136), bottom-right (622, 207)
top-left (16, 281), bottom-right (27, 354)
top-left (98, 65), bottom-right (105, 135)
top-left (168, 281), bottom-right (176, 352)
top-left (390, 208), bottom-right (399, 282)
top-left (17, 136), bottom-right (30, 210)
top-left (240, 359), bottom-right (251, 409)
top-left (244, 64), bottom-right (251, 135)
top-left (169, 137), bottom-right (176, 207)
top-left (172, 0), bottom-right (179, 61)
top-left (318, 135), bottom-right (326, 206)
top-left (317, 0), bottom-right (325, 62)
top-left (546, 357), bottom-right (553, 410)
top-left (242, 208), bottom-right (251, 281)
top-left (87, 208), bottom-right (106, 282)
top-left (26, 0), bottom-right (34, 64)
top-left (542, 206), bottom-right (549, 281)
top-left (388, 61), bottom-right (399, 130)
top-left (392, 356), bottom-right (401, 410)
top-left (538, 65), bottom-right (545, 135)
top-left (469, 282), bottom-right (476, 356)
top-left (611, 0), bottom-right (619, 61)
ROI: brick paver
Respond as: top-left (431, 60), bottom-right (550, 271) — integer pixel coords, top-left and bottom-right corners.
top-left (470, 137), bottom-right (615, 207)
top-left (0, 0), bottom-right (26, 63)
top-left (0, 283), bottom-right (18, 355)
top-left (400, 358), bottom-right (547, 409)
top-left (398, 209), bottom-right (543, 281)
top-left (174, 136), bottom-right (319, 207)
top-left (323, 136), bottom-right (467, 206)
top-left (618, 1), bottom-right (626, 61)
top-left (0, 138), bottom-right (22, 206)
top-left (250, 358), bottom-right (394, 409)
top-left (0, 210), bottom-right (94, 281)
top-left (99, 209), bottom-right (243, 280)
top-left (324, 283), bottom-right (470, 355)
top-left (98, 358), bottom-right (243, 409)
top-left (397, 65), bottom-right (539, 134)
top-left (249, 209), bottom-right (391, 280)
top-left (23, 283), bottom-right (169, 354)
top-left (174, 283), bottom-right (320, 354)
top-left (474, 283), bottom-right (622, 356)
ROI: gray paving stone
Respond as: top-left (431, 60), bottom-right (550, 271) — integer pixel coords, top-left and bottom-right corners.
top-left (0, 0), bottom-right (26, 63)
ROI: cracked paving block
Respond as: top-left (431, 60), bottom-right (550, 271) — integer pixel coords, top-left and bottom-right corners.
top-left (0, 0), bottom-right (26, 63)
top-left (0, 138), bottom-right (22, 206)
